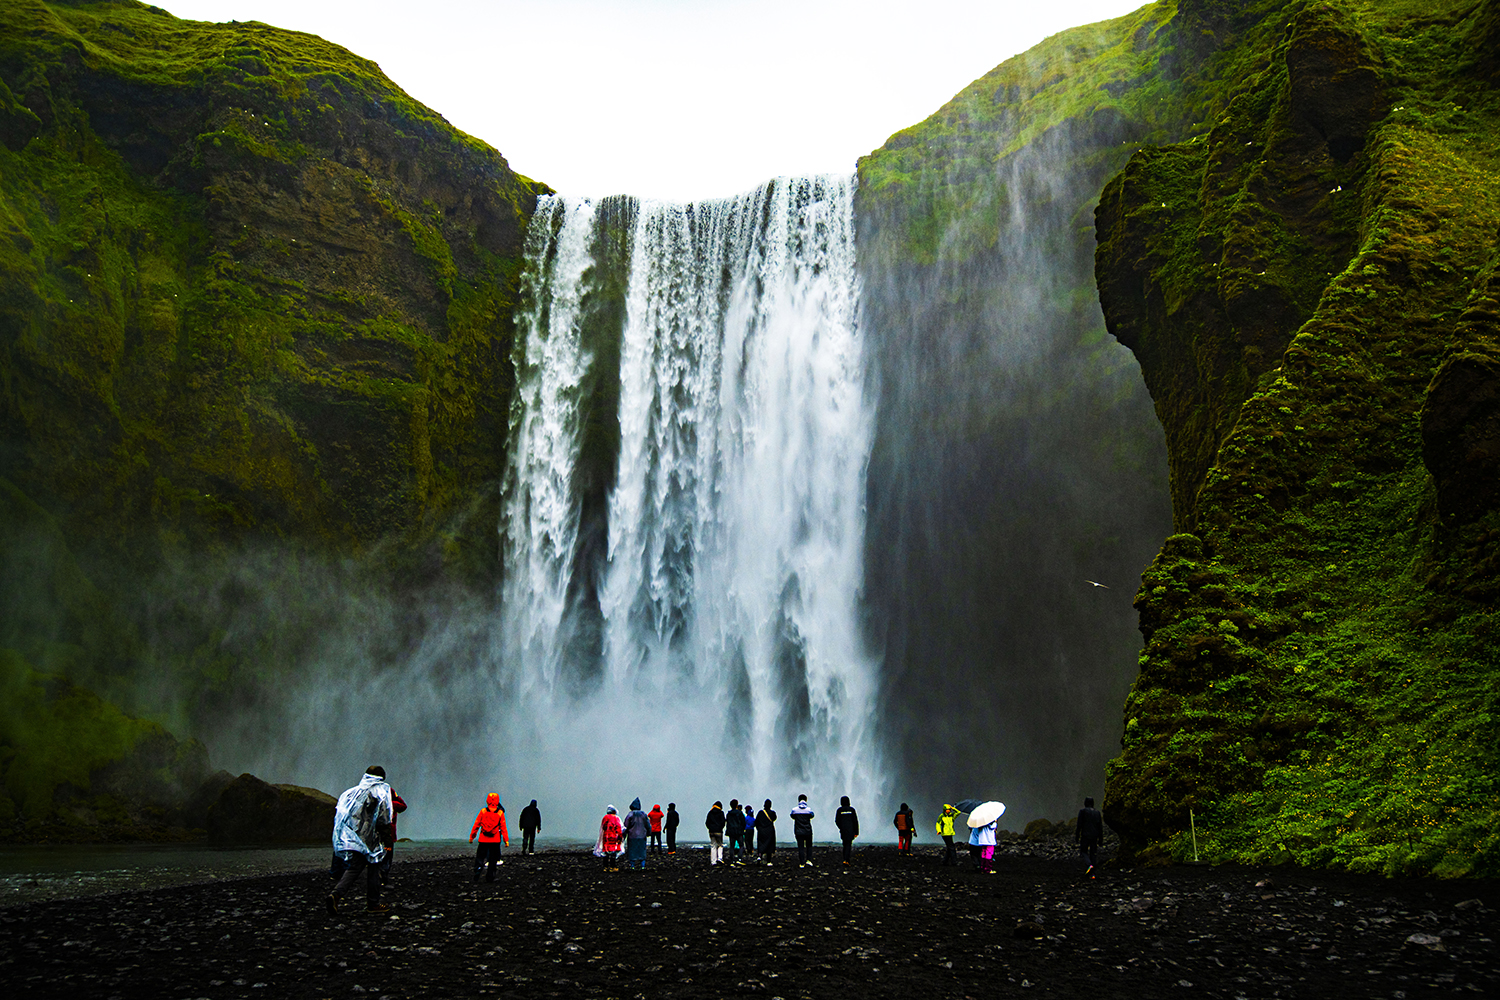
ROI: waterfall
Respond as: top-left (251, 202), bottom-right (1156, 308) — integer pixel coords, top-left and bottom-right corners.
top-left (501, 176), bottom-right (882, 832)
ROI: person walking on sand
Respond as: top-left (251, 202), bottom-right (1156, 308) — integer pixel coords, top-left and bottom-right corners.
top-left (1077, 796), bottom-right (1104, 873)
top-left (624, 797), bottom-right (652, 869)
top-left (665, 802), bottom-right (680, 853)
top-left (519, 799), bottom-right (541, 855)
top-left (893, 802), bottom-right (916, 855)
top-left (755, 799), bottom-right (778, 862)
top-left (705, 800), bottom-right (726, 865)
top-left (790, 794), bottom-right (815, 867)
top-left (726, 798), bottom-right (746, 864)
top-left (327, 765), bottom-right (395, 915)
top-left (594, 806), bottom-right (625, 870)
top-left (975, 814), bottom-right (999, 874)
top-left (835, 795), bottom-right (859, 864)
top-left (936, 804), bottom-right (959, 866)
top-left (469, 792), bottom-right (509, 882)
top-left (648, 803), bottom-right (666, 855)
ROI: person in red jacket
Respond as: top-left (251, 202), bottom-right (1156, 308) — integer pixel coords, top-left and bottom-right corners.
top-left (379, 789), bottom-right (408, 883)
top-left (469, 792), bottom-right (509, 882)
top-left (648, 803), bottom-right (665, 855)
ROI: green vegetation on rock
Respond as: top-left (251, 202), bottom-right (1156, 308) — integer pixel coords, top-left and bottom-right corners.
top-left (1096, 0), bottom-right (1500, 875)
top-left (0, 0), bottom-right (546, 837)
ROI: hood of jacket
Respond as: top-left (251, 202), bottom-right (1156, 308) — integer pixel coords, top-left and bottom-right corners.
top-left (630, 797), bottom-right (643, 811)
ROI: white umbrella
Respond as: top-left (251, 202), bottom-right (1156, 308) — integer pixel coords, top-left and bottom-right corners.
top-left (966, 801), bottom-right (1005, 828)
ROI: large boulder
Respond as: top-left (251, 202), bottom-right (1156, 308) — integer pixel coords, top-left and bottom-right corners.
top-left (205, 773), bottom-right (335, 845)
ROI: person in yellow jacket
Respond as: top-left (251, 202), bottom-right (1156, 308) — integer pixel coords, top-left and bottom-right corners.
top-left (936, 804), bottom-right (960, 866)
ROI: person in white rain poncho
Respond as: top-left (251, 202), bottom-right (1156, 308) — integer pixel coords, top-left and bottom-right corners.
top-left (326, 765), bottom-right (395, 915)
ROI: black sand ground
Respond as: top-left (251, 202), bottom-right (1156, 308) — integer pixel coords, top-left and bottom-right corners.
top-left (2, 837), bottom-right (1496, 999)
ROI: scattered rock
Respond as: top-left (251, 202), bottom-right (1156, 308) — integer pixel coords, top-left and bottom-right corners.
top-left (1403, 932), bottom-right (1446, 953)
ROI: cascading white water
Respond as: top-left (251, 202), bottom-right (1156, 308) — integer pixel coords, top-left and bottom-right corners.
top-left (501, 176), bottom-right (883, 834)
top-left (501, 195), bottom-right (598, 700)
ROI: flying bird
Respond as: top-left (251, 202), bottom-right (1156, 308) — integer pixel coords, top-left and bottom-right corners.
top-left (1086, 580), bottom-right (1110, 589)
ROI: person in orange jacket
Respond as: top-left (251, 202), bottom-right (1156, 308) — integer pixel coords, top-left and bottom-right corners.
top-left (648, 803), bottom-right (666, 855)
top-left (469, 792), bottom-right (509, 882)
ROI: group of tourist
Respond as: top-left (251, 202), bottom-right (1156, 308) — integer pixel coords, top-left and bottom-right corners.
top-left (323, 765), bottom-right (1109, 915)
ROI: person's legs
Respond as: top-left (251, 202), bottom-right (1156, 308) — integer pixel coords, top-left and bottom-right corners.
top-left (942, 835), bottom-right (955, 865)
top-left (842, 837), bottom-right (852, 862)
top-left (667, 828), bottom-right (676, 853)
top-left (331, 852), bottom-right (368, 906)
top-left (365, 854), bottom-right (382, 907)
top-left (981, 845), bottom-right (995, 873)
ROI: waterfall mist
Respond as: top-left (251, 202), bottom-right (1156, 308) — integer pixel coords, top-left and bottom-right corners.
top-left (858, 121), bottom-right (1172, 828)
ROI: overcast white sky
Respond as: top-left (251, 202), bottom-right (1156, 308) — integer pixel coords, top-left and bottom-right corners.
top-left (159, 1), bottom-right (1145, 201)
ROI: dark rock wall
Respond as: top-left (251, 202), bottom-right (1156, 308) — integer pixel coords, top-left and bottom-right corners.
top-left (1096, 0), bottom-right (1500, 874)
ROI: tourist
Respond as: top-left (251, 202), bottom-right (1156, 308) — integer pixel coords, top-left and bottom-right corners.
top-left (967, 817), bottom-right (983, 869)
top-left (975, 813), bottom-right (999, 873)
top-left (379, 786), bottom-right (408, 883)
top-left (623, 798), bottom-right (652, 869)
top-left (648, 803), bottom-right (665, 854)
top-left (835, 795), bottom-right (859, 864)
top-left (744, 804), bottom-right (756, 857)
top-left (790, 794), bottom-right (815, 867)
top-left (705, 800), bottom-right (726, 865)
top-left (936, 804), bottom-right (959, 866)
top-left (327, 765), bottom-right (395, 915)
top-left (665, 802), bottom-right (680, 853)
top-left (726, 799), bottom-right (746, 863)
top-left (519, 799), bottom-right (541, 854)
top-left (1077, 796), bottom-right (1104, 873)
top-left (893, 802), bottom-right (915, 855)
top-left (594, 806), bottom-right (625, 870)
top-left (469, 792), bottom-right (509, 882)
top-left (755, 799), bottom-right (778, 861)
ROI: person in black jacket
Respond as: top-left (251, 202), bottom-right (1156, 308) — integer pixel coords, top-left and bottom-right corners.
top-left (519, 799), bottom-right (541, 855)
top-left (834, 795), bottom-right (859, 864)
top-left (1076, 796), bottom-right (1104, 871)
top-left (726, 798), bottom-right (746, 864)
top-left (665, 803), bottom-right (680, 853)
top-left (755, 799), bottom-right (778, 861)
top-left (704, 801), bottom-right (726, 865)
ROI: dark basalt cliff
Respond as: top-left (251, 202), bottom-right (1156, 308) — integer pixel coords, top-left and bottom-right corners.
top-left (0, 0), bottom-right (544, 835)
top-left (1096, 0), bottom-right (1500, 874)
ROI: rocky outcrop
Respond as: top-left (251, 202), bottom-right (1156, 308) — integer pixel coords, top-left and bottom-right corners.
top-left (204, 773), bottom-right (335, 845)
top-left (1096, 0), bottom-right (1500, 875)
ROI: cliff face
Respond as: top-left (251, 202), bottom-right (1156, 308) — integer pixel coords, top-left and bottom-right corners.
top-left (1, 0), bottom-right (543, 567)
top-left (1096, 0), bottom-right (1500, 875)
top-left (0, 0), bottom-right (544, 834)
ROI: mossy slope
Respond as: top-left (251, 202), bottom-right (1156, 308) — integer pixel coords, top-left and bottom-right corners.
top-left (0, 0), bottom-right (546, 834)
top-left (1096, 0), bottom-right (1500, 875)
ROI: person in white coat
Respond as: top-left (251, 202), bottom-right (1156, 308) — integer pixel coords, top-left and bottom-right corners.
top-left (327, 765), bottom-right (395, 915)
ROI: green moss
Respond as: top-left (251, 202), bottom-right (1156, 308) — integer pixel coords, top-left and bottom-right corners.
top-left (0, 647), bottom-right (161, 823)
top-left (1097, 0), bottom-right (1500, 874)
top-left (0, 0), bottom-right (551, 816)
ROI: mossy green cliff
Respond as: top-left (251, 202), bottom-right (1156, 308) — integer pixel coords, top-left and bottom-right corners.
top-left (1096, 0), bottom-right (1500, 875)
top-left (0, 0), bottom-right (545, 836)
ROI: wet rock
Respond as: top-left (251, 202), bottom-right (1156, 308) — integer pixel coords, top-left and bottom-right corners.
top-left (204, 773), bottom-right (335, 845)
top-left (1403, 932), bottom-right (1446, 953)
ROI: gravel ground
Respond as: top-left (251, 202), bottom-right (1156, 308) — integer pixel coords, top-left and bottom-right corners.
top-left (2, 835), bottom-right (1496, 999)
